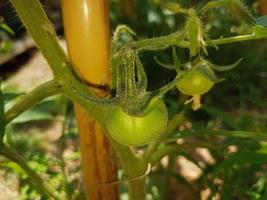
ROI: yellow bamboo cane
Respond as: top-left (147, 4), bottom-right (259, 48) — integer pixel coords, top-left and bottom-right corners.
top-left (61, 0), bottom-right (118, 199)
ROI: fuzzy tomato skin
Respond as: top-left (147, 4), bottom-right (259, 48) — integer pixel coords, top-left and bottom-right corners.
top-left (176, 69), bottom-right (214, 96)
top-left (105, 98), bottom-right (168, 147)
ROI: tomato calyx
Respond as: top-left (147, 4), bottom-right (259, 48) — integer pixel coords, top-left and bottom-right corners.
top-left (111, 45), bottom-right (181, 116)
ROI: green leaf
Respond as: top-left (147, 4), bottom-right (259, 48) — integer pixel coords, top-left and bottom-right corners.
top-left (11, 109), bottom-right (54, 124)
top-left (11, 101), bottom-right (55, 124)
top-left (3, 92), bottom-right (24, 102)
top-left (253, 25), bottom-right (267, 36)
top-left (0, 81), bottom-right (5, 142)
top-left (0, 23), bottom-right (15, 35)
top-left (0, 161), bottom-right (25, 175)
top-left (256, 16), bottom-right (267, 27)
top-left (215, 152), bottom-right (267, 173)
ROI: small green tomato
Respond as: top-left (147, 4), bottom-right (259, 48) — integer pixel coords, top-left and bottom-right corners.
top-left (177, 69), bottom-right (214, 96)
top-left (105, 97), bottom-right (168, 147)
top-left (176, 68), bottom-right (214, 110)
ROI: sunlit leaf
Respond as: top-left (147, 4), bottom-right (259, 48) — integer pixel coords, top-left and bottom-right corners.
top-left (11, 100), bottom-right (56, 124)
top-left (256, 15), bottom-right (267, 27)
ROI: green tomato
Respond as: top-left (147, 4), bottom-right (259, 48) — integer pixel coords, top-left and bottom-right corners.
top-left (105, 97), bottom-right (168, 147)
top-left (176, 69), bottom-right (214, 96)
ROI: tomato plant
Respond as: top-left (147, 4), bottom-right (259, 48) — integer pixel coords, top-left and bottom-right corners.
top-left (2, 0), bottom-right (267, 200)
top-left (106, 97), bottom-right (168, 147)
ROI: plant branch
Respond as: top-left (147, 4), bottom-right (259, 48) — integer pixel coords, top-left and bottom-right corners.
top-left (4, 80), bottom-right (61, 124)
top-left (0, 144), bottom-right (66, 200)
top-left (209, 32), bottom-right (267, 46)
top-left (107, 137), bottom-right (147, 200)
top-left (144, 112), bottom-right (185, 161)
top-left (129, 31), bottom-right (267, 52)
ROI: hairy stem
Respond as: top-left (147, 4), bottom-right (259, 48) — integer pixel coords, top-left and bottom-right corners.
top-left (130, 32), bottom-right (267, 51)
top-left (210, 33), bottom-right (267, 46)
top-left (0, 144), bottom-right (66, 200)
top-left (129, 32), bottom-right (187, 51)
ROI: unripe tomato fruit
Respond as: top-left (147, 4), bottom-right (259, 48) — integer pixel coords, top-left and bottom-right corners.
top-left (176, 69), bottom-right (214, 96)
top-left (105, 98), bottom-right (168, 147)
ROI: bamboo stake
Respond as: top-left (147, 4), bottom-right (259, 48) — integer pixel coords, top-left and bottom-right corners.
top-left (61, 1), bottom-right (118, 199)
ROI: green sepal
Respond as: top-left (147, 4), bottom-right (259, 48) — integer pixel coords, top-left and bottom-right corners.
top-left (154, 56), bottom-right (177, 70)
top-left (207, 58), bottom-right (243, 72)
top-left (111, 47), bottom-right (151, 115)
top-left (154, 47), bottom-right (182, 71)
top-left (197, 66), bottom-right (224, 83)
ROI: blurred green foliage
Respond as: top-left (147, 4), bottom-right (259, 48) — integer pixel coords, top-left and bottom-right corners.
top-left (0, 20), bottom-right (14, 55)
